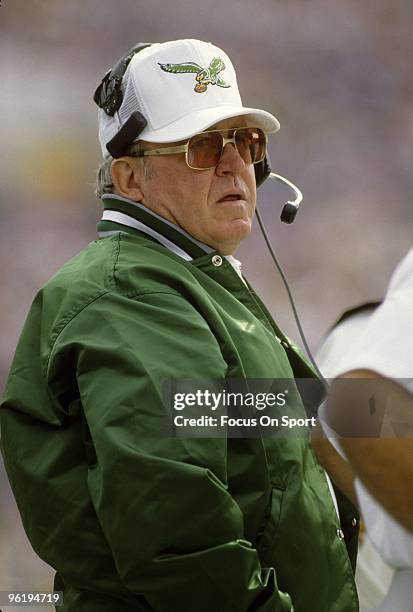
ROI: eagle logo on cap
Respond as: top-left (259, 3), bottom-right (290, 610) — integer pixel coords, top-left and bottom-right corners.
top-left (158, 57), bottom-right (230, 93)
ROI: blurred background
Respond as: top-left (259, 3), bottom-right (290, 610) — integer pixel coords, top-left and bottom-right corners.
top-left (1, 0), bottom-right (412, 608)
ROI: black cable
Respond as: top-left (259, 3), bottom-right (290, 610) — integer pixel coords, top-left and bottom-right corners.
top-left (255, 205), bottom-right (328, 389)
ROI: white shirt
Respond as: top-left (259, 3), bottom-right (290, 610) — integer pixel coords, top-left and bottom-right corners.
top-left (337, 247), bottom-right (413, 392)
top-left (318, 247), bottom-right (413, 612)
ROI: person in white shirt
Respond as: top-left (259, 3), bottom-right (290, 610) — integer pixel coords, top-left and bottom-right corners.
top-left (316, 302), bottom-right (393, 611)
top-left (313, 247), bottom-right (413, 612)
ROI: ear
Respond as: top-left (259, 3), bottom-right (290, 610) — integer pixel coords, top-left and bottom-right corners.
top-left (111, 157), bottom-right (144, 201)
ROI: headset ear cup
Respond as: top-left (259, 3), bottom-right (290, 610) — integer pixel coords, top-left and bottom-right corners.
top-left (93, 43), bottom-right (152, 116)
top-left (255, 156), bottom-right (271, 188)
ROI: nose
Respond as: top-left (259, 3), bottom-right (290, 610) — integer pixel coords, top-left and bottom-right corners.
top-left (215, 142), bottom-right (246, 177)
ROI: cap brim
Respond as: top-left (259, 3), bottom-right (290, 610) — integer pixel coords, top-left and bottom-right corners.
top-left (136, 105), bottom-right (280, 143)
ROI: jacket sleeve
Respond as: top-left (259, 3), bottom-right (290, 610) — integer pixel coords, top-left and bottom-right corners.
top-left (49, 290), bottom-right (293, 612)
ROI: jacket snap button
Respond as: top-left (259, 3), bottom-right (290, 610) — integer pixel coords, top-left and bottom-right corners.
top-left (337, 529), bottom-right (345, 540)
top-left (351, 518), bottom-right (357, 527)
top-left (212, 255), bottom-right (223, 267)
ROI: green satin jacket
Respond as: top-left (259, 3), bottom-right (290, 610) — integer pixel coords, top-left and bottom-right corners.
top-left (0, 196), bottom-right (359, 611)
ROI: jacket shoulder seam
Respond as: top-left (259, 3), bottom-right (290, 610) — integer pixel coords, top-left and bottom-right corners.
top-left (106, 233), bottom-right (121, 291)
top-left (124, 289), bottom-right (184, 300)
top-left (45, 289), bottom-right (110, 377)
top-left (44, 289), bottom-right (189, 377)
top-left (45, 235), bottom-right (124, 374)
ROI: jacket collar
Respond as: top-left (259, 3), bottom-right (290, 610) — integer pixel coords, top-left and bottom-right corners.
top-left (98, 194), bottom-right (213, 261)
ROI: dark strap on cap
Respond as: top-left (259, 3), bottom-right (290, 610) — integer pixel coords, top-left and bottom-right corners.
top-left (106, 112), bottom-right (148, 158)
top-left (93, 43), bottom-right (152, 116)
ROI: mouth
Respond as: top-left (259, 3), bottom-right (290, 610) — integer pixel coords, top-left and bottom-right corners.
top-left (218, 191), bottom-right (246, 203)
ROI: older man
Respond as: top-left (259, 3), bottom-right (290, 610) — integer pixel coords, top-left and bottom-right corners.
top-left (0, 40), bottom-right (358, 611)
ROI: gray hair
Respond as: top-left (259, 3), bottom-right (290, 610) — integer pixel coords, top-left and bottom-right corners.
top-left (95, 149), bottom-right (155, 199)
top-left (95, 156), bottom-right (114, 199)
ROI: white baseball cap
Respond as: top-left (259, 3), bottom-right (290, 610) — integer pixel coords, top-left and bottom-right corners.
top-left (97, 39), bottom-right (280, 158)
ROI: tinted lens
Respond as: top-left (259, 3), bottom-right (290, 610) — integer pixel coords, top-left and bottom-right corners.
top-left (187, 132), bottom-right (223, 169)
top-left (187, 128), bottom-right (267, 169)
top-left (235, 128), bottom-right (266, 164)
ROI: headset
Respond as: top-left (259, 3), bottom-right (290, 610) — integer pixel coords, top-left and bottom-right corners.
top-left (93, 43), bottom-right (303, 223)
top-left (94, 43), bottom-right (324, 381)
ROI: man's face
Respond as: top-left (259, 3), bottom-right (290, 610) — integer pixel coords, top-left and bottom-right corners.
top-left (136, 116), bottom-right (258, 255)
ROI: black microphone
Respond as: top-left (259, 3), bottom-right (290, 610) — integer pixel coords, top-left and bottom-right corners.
top-left (267, 172), bottom-right (303, 224)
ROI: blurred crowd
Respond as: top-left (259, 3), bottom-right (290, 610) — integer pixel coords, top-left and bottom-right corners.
top-left (1, 0), bottom-right (412, 608)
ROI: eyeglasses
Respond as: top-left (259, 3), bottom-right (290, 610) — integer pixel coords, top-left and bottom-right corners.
top-left (128, 127), bottom-right (267, 170)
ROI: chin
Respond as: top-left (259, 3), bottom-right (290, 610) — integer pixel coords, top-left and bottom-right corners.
top-left (215, 220), bottom-right (252, 253)
top-left (231, 217), bottom-right (252, 238)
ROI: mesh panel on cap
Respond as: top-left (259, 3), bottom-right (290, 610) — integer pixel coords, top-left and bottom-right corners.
top-left (118, 64), bottom-right (145, 132)
top-left (98, 62), bottom-right (148, 156)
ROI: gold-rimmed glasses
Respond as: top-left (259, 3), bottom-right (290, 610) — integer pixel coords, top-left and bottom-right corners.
top-left (128, 127), bottom-right (267, 170)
